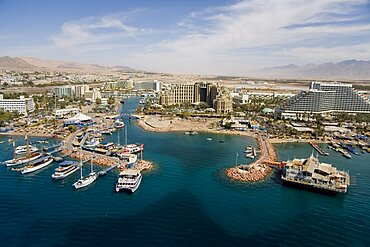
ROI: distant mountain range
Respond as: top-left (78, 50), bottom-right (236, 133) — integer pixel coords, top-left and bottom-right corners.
top-left (255, 60), bottom-right (370, 80)
top-left (0, 56), bottom-right (140, 73)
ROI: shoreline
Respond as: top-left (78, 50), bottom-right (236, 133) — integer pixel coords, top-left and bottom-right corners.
top-left (0, 132), bottom-right (63, 140)
top-left (136, 116), bottom-right (278, 183)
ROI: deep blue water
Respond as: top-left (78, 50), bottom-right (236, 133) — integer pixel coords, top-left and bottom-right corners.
top-left (0, 98), bottom-right (369, 246)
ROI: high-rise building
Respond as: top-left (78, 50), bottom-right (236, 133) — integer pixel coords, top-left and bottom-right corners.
top-left (74, 85), bottom-right (89, 98)
top-left (0, 94), bottom-right (35, 116)
top-left (276, 81), bottom-right (370, 119)
top-left (53, 86), bottom-right (75, 98)
top-left (134, 80), bottom-right (161, 92)
top-left (159, 82), bottom-right (232, 114)
top-left (53, 85), bottom-right (89, 98)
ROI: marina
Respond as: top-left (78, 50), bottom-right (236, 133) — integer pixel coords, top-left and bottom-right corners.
top-left (0, 98), bottom-right (369, 246)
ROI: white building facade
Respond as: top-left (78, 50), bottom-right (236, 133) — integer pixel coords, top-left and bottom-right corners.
top-left (0, 94), bottom-right (35, 116)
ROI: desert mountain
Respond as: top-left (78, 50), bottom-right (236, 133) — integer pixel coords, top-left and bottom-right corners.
top-left (255, 60), bottom-right (370, 80)
top-left (0, 56), bottom-right (139, 73)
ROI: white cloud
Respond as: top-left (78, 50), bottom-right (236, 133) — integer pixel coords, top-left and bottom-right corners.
top-left (46, 0), bottom-right (370, 75)
top-left (132, 0), bottom-right (370, 74)
top-left (51, 15), bottom-right (146, 49)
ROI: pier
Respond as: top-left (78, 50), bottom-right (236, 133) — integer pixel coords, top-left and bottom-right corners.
top-left (98, 163), bottom-right (119, 176)
top-left (309, 142), bottom-right (329, 156)
top-left (226, 133), bottom-right (277, 182)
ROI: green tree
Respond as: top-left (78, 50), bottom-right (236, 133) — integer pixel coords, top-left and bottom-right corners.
top-left (68, 125), bottom-right (77, 133)
top-left (181, 111), bottom-right (191, 119)
top-left (96, 98), bottom-right (102, 104)
top-left (107, 97), bottom-right (115, 105)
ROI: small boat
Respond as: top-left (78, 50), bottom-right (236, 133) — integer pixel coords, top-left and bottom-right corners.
top-left (118, 153), bottom-right (137, 164)
top-left (184, 132), bottom-right (190, 135)
top-left (122, 143), bottom-right (144, 154)
top-left (114, 119), bottom-right (124, 129)
top-left (52, 161), bottom-right (79, 180)
top-left (206, 138), bottom-right (212, 141)
top-left (189, 131), bottom-right (198, 135)
top-left (120, 99), bottom-right (125, 104)
top-left (101, 129), bottom-right (112, 135)
top-left (246, 151), bottom-right (255, 159)
top-left (4, 152), bottom-right (42, 167)
top-left (15, 145), bottom-right (39, 155)
top-left (37, 140), bottom-right (49, 144)
top-left (343, 152), bottom-right (352, 159)
top-left (219, 140), bottom-right (224, 143)
top-left (115, 170), bottom-right (142, 193)
top-left (21, 156), bottom-right (53, 174)
top-left (84, 138), bottom-right (100, 149)
top-left (73, 159), bottom-right (98, 189)
top-left (0, 141), bottom-right (4, 144)
top-left (53, 157), bottom-right (63, 162)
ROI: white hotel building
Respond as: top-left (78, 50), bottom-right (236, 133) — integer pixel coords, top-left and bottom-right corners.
top-left (0, 94), bottom-right (35, 116)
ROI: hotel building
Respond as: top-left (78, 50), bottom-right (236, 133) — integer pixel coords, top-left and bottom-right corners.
top-left (0, 94), bottom-right (35, 116)
top-left (276, 82), bottom-right (370, 119)
top-left (159, 82), bottom-right (232, 114)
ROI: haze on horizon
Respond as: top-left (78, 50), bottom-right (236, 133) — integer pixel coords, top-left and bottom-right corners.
top-left (1, 0), bottom-right (370, 76)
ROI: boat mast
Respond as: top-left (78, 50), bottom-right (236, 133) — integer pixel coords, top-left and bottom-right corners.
top-left (25, 136), bottom-right (30, 158)
top-left (13, 141), bottom-right (16, 159)
top-left (79, 146), bottom-right (83, 179)
top-left (117, 128), bottom-right (120, 146)
top-left (125, 124), bottom-right (127, 146)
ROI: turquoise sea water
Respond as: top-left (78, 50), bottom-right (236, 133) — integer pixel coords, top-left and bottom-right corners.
top-left (0, 98), bottom-right (369, 246)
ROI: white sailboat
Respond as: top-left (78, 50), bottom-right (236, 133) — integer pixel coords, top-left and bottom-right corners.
top-left (73, 154), bottom-right (98, 189)
top-left (4, 137), bottom-right (42, 167)
top-left (21, 156), bottom-right (54, 174)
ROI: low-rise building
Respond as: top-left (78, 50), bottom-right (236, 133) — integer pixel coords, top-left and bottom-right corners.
top-left (0, 94), bottom-right (35, 116)
top-left (233, 92), bottom-right (295, 104)
top-left (55, 108), bottom-right (80, 118)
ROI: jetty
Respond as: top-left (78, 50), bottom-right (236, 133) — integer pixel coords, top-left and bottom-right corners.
top-left (309, 142), bottom-right (329, 156)
top-left (226, 133), bottom-right (277, 182)
top-left (98, 163), bottom-right (119, 176)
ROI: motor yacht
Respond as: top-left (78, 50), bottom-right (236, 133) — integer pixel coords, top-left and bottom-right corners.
top-left (115, 169), bottom-right (142, 193)
top-left (52, 161), bottom-right (79, 180)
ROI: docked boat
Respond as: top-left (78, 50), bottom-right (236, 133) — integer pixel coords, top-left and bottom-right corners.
top-left (84, 138), bottom-right (100, 149)
top-left (51, 161), bottom-right (79, 180)
top-left (115, 170), bottom-right (142, 193)
top-left (15, 145), bottom-right (39, 155)
top-left (118, 153), bottom-right (137, 164)
top-left (73, 160), bottom-right (98, 189)
top-left (37, 140), bottom-right (49, 144)
top-left (21, 156), bottom-right (54, 174)
top-left (281, 154), bottom-right (350, 194)
top-left (122, 143), bottom-right (144, 154)
top-left (101, 129), bottom-right (113, 135)
top-left (120, 99), bottom-right (125, 104)
top-left (53, 156), bottom-right (63, 162)
top-left (4, 152), bottom-right (42, 167)
top-left (114, 119), bottom-right (124, 129)
top-left (76, 132), bottom-right (84, 140)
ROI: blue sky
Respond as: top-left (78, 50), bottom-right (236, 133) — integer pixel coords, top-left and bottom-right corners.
top-left (1, 0), bottom-right (370, 75)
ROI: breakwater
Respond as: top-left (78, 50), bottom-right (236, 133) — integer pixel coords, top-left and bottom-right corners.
top-left (226, 134), bottom-right (277, 182)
